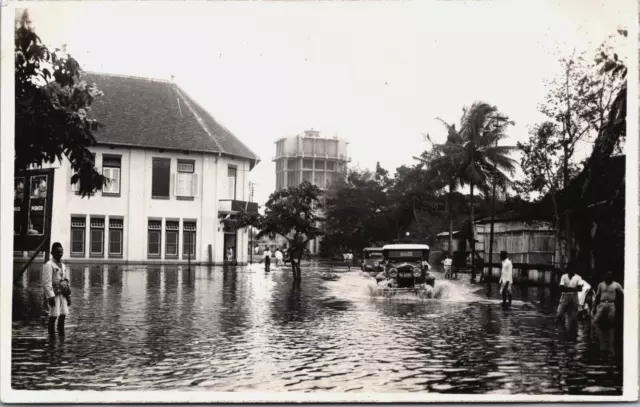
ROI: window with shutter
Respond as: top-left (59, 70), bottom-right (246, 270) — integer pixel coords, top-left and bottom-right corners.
top-left (183, 221), bottom-right (196, 258)
top-left (148, 220), bottom-right (162, 257)
top-left (109, 218), bottom-right (124, 256)
top-left (176, 160), bottom-right (195, 197)
top-left (102, 155), bottom-right (121, 195)
top-left (165, 221), bottom-right (179, 257)
top-left (70, 216), bottom-right (86, 256)
top-left (90, 217), bottom-right (105, 256)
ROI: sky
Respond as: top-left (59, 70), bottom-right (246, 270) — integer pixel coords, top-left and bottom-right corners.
top-left (21, 0), bottom-right (631, 205)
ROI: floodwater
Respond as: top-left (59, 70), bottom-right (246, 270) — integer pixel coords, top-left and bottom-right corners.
top-left (12, 262), bottom-right (623, 394)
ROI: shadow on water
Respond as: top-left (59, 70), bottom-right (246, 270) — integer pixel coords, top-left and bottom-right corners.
top-left (11, 262), bottom-right (623, 394)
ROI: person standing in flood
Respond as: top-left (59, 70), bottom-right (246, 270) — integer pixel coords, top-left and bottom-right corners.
top-left (275, 248), bottom-right (283, 267)
top-left (499, 251), bottom-right (513, 307)
top-left (343, 249), bottom-right (354, 271)
top-left (555, 262), bottom-right (584, 327)
top-left (263, 247), bottom-right (272, 272)
top-left (442, 253), bottom-right (453, 279)
top-left (593, 271), bottom-right (624, 328)
top-left (42, 242), bottom-right (71, 336)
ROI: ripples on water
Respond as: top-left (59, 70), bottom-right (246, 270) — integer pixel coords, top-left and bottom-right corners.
top-left (12, 263), bottom-right (622, 394)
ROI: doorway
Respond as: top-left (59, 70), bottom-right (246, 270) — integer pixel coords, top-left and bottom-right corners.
top-left (223, 233), bottom-right (237, 265)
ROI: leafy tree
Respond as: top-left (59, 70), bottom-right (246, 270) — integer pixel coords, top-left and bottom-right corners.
top-left (420, 102), bottom-right (517, 280)
top-left (221, 181), bottom-right (324, 282)
top-left (322, 167), bottom-right (394, 255)
top-left (517, 36), bottom-right (626, 264)
top-left (15, 10), bottom-right (107, 197)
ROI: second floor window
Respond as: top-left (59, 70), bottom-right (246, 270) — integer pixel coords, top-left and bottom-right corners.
top-left (102, 156), bottom-right (121, 195)
top-left (228, 167), bottom-right (237, 200)
top-left (176, 161), bottom-right (197, 198)
top-left (152, 158), bottom-right (171, 198)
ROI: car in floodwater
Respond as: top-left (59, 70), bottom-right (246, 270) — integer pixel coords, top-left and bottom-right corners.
top-left (361, 247), bottom-right (384, 273)
top-left (375, 244), bottom-right (435, 297)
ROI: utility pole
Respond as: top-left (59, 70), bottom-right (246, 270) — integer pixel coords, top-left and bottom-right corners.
top-left (249, 182), bottom-right (255, 264)
top-left (487, 114), bottom-right (509, 284)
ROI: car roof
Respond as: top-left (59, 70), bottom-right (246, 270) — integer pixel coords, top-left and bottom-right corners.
top-left (382, 244), bottom-right (430, 250)
top-left (363, 247), bottom-right (383, 251)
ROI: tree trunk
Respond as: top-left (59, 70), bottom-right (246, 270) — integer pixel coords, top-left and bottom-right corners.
top-left (295, 249), bottom-right (303, 281)
top-left (550, 191), bottom-right (564, 268)
top-left (470, 183), bottom-right (476, 281)
top-left (562, 147), bottom-right (573, 262)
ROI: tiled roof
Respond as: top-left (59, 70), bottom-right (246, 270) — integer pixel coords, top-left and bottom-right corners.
top-left (83, 72), bottom-right (259, 164)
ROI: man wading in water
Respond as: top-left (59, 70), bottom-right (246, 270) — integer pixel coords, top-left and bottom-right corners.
top-left (499, 251), bottom-right (513, 308)
top-left (42, 242), bottom-right (71, 336)
top-left (555, 262), bottom-right (584, 327)
top-left (593, 271), bottom-right (624, 328)
top-left (263, 247), bottom-right (272, 272)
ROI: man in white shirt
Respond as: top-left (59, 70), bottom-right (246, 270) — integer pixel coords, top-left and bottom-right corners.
top-left (442, 254), bottom-right (453, 279)
top-left (42, 242), bottom-right (71, 336)
top-left (263, 248), bottom-right (272, 272)
top-left (555, 262), bottom-right (583, 325)
top-left (499, 251), bottom-right (513, 307)
top-left (344, 250), bottom-right (354, 271)
top-left (275, 249), bottom-right (283, 267)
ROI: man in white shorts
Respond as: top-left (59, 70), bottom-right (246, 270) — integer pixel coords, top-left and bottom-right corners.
top-left (42, 242), bottom-right (71, 336)
top-left (442, 254), bottom-right (453, 279)
top-left (555, 262), bottom-right (583, 326)
top-left (499, 251), bottom-right (513, 307)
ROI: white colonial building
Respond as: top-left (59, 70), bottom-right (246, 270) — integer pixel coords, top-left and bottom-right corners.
top-left (14, 72), bottom-right (259, 265)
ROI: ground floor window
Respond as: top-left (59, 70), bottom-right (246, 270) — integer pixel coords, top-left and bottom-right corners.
top-left (148, 220), bottom-right (162, 257)
top-left (183, 221), bottom-right (196, 258)
top-left (70, 216), bottom-right (86, 256)
top-left (90, 217), bottom-right (105, 256)
top-left (166, 221), bottom-right (179, 258)
top-left (109, 218), bottom-right (123, 256)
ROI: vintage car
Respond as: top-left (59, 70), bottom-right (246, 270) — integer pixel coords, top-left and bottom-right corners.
top-left (375, 244), bottom-right (435, 295)
top-left (361, 247), bottom-right (384, 273)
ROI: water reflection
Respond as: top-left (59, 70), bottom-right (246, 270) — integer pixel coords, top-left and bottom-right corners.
top-left (12, 263), bottom-right (622, 394)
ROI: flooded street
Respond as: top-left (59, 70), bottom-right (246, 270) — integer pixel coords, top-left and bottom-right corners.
top-left (12, 263), bottom-right (622, 394)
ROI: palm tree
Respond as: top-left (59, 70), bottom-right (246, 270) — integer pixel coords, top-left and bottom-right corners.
top-left (421, 102), bottom-right (517, 281)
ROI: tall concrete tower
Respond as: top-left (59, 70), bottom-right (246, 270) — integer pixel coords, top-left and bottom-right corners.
top-left (273, 129), bottom-right (350, 254)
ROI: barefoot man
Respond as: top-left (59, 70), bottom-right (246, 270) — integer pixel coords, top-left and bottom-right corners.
top-left (499, 251), bottom-right (513, 307)
top-left (555, 262), bottom-right (583, 326)
top-left (593, 271), bottom-right (624, 328)
top-left (442, 253), bottom-right (452, 279)
top-left (42, 242), bottom-right (71, 336)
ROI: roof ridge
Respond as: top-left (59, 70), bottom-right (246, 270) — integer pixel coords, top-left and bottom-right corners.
top-left (83, 70), bottom-right (171, 83)
top-left (174, 86), bottom-right (226, 154)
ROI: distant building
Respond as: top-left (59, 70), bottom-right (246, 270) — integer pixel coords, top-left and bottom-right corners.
top-left (434, 218), bottom-right (556, 267)
top-left (14, 72), bottom-right (259, 265)
top-left (272, 129), bottom-right (349, 254)
top-left (274, 129), bottom-right (349, 190)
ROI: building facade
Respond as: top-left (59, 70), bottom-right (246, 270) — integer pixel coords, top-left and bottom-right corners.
top-left (272, 130), bottom-right (349, 254)
top-left (14, 72), bottom-right (259, 265)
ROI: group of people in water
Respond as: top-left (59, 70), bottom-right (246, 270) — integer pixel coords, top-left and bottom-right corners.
top-left (39, 242), bottom-right (625, 338)
top-left (497, 250), bottom-right (624, 331)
